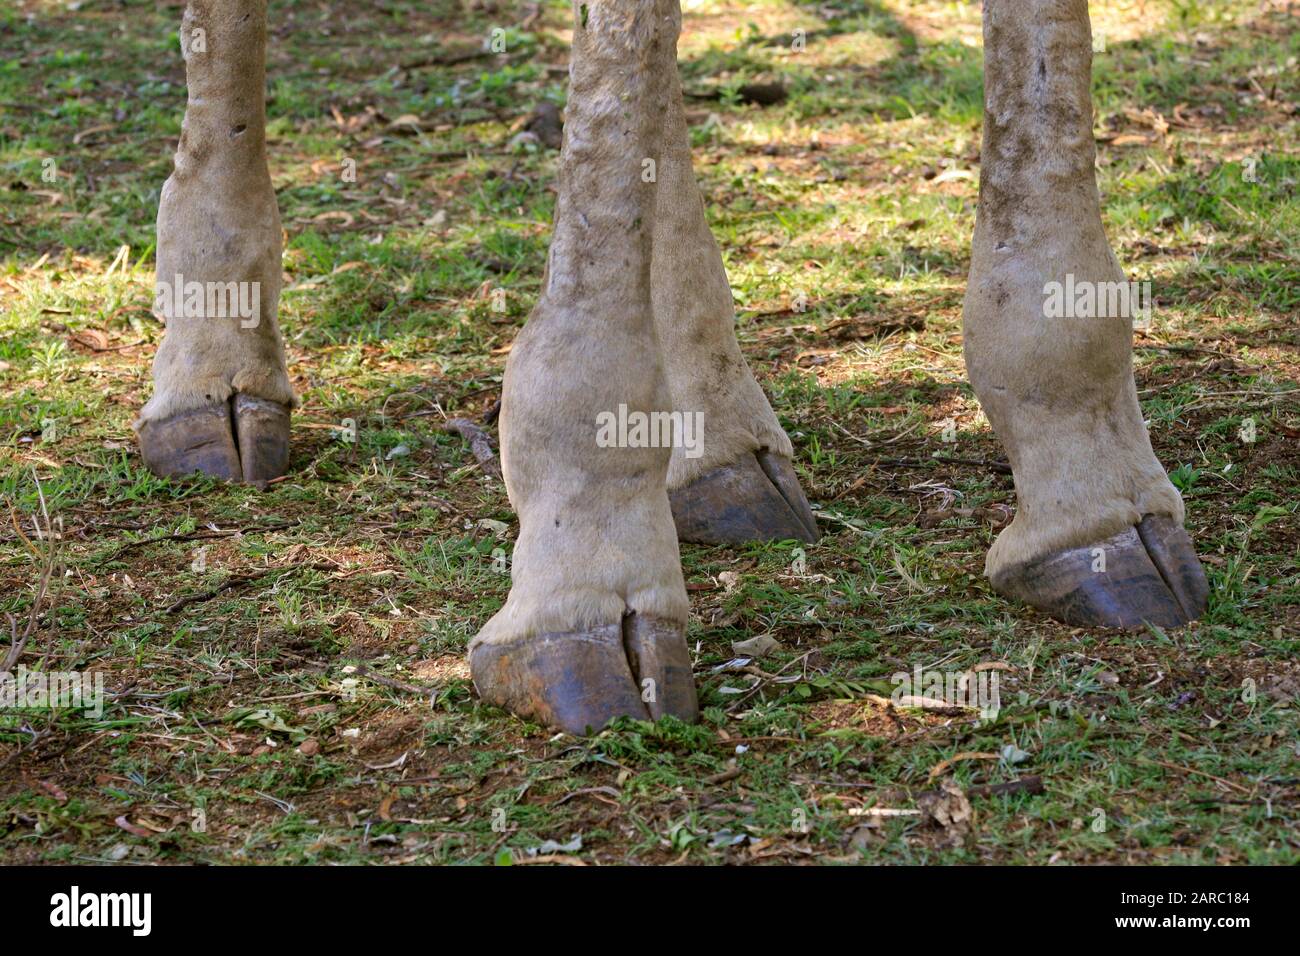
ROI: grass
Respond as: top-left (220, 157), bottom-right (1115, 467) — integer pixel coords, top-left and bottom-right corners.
top-left (1, 0), bottom-right (1298, 864)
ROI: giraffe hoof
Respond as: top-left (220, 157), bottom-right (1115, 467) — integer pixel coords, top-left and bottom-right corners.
top-left (137, 394), bottom-right (290, 487)
top-left (469, 614), bottom-right (698, 735)
top-left (232, 395), bottom-right (291, 485)
top-left (670, 449), bottom-right (818, 545)
top-left (990, 514), bottom-right (1209, 629)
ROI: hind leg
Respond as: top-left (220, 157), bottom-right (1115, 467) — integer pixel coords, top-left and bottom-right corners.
top-left (650, 3), bottom-right (818, 546)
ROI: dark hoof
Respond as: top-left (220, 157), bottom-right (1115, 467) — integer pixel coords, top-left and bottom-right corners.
top-left (233, 395), bottom-right (290, 485)
top-left (990, 514), bottom-right (1209, 629)
top-left (137, 394), bottom-right (290, 487)
top-left (469, 613), bottom-right (698, 735)
top-left (670, 449), bottom-right (818, 545)
top-left (137, 404), bottom-right (242, 481)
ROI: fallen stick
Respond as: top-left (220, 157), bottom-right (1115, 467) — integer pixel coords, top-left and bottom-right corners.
top-left (686, 81), bottom-right (788, 106)
top-left (443, 418), bottom-right (503, 477)
top-left (704, 767), bottom-right (744, 786)
top-left (398, 48), bottom-right (498, 71)
top-left (163, 562), bottom-right (334, 614)
top-left (966, 776), bottom-right (1044, 798)
top-left (1138, 757), bottom-right (1251, 795)
top-left (865, 777), bottom-right (1043, 818)
top-left (512, 854), bottom-right (587, 866)
top-left (351, 663), bottom-right (436, 697)
top-left (101, 521), bottom-right (291, 563)
top-left (866, 692), bottom-right (975, 718)
top-left (874, 456), bottom-right (1013, 475)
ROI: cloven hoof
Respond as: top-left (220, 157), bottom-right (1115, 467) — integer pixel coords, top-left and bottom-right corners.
top-left (469, 614), bottom-right (698, 735)
top-left (990, 514), bottom-right (1210, 629)
top-left (137, 394), bottom-right (290, 488)
top-left (670, 449), bottom-right (818, 545)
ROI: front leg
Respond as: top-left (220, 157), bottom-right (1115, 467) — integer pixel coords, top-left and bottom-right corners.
top-left (470, 0), bottom-right (697, 734)
top-left (962, 0), bottom-right (1208, 627)
top-left (135, 0), bottom-right (294, 486)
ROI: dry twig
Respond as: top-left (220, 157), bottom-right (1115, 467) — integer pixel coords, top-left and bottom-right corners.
top-left (443, 418), bottom-right (503, 478)
top-left (352, 663), bottom-right (437, 697)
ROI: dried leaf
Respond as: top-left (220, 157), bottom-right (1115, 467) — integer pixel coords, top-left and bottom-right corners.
top-left (731, 634), bottom-right (780, 658)
top-left (115, 815), bottom-right (152, 838)
top-left (916, 780), bottom-right (973, 845)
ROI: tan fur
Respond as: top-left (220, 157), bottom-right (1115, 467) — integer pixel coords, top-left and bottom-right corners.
top-left (136, 0), bottom-right (294, 429)
top-left (650, 1), bottom-right (794, 490)
top-left (962, 0), bottom-right (1184, 579)
top-left (472, 0), bottom-right (689, 650)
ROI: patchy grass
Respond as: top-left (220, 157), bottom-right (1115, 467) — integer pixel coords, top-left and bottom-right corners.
top-left (1, 0), bottom-right (1298, 864)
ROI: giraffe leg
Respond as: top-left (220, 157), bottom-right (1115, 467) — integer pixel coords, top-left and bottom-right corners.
top-left (469, 0), bottom-right (697, 734)
top-left (650, 1), bottom-right (818, 546)
top-left (963, 0), bottom-right (1208, 628)
top-left (134, 0), bottom-right (294, 487)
